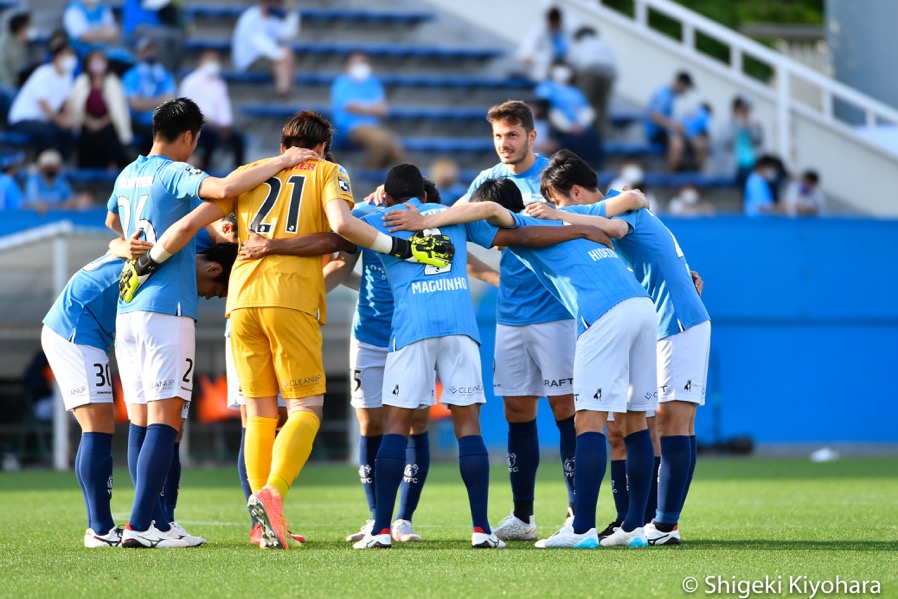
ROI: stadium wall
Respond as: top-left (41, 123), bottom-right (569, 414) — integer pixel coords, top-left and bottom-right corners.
top-left (474, 216), bottom-right (898, 449)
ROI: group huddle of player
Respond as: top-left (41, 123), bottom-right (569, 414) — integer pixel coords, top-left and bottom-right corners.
top-left (42, 97), bottom-right (709, 551)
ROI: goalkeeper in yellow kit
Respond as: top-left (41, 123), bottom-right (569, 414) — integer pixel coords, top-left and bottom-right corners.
top-left (120, 111), bottom-right (453, 549)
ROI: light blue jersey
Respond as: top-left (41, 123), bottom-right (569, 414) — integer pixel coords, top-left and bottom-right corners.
top-left (507, 213), bottom-right (648, 337)
top-left (361, 199), bottom-right (497, 351)
top-left (564, 202), bottom-right (710, 340)
top-left (462, 155), bottom-right (572, 326)
top-left (351, 203), bottom-right (393, 349)
top-left (42, 253), bottom-right (121, 352)
top-left (108, 155), bottom-right (209, 319)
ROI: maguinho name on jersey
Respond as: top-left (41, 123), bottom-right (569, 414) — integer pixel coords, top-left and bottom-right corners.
top-left (411, 276), bottom-right (468, 294)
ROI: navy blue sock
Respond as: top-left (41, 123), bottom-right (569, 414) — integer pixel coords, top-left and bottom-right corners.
top-left (645, 455), bottom-right (661, 525)
top-left (556, 416), bottom-right (576, 508)
top-left (359, 434), bottom-right (382, 518)
top-left (80, 432), bottom-right (115, 534)
top-left (238, 427), bottom-right (254, 524)
top-left (609, 459), bottom-right (628, 523)
top-left (398, 431), bottom-right (429, 522)
top-left (458, 435), bottom-right (491, 533)
top-left (680, 434), bottom-right (698, 512)
top-left (656, 436), bottom-right (691, 525)
top-left (161, 442), bottom-right (181, 523)
top-left (571, 432), bottom-right (606, 534)
top-left (129, 423), bottom-right (177, 532)
top-left (621, 429), bottom-right (654, 532)
top-left (127, 423), bottom-right (147, 486)
top-left (373, 433), bottom-right (407, 534)
top-left (507, 419), bottom-right (538, 521)
top-left (74, 440), bottom-right (90, 528)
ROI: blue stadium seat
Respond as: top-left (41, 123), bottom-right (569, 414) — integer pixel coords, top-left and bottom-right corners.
top-left (603, 141), bottom-right (665, 156)
top-left (185, 39), bottom-right (502, 61)
top-left (0, 132), bottom-right (31, 147)
top-left (240, 103), bottom-right (486, 122)
top-left (208, 70), bottom-right (531, 90)
top-left (108, 4), bottom-right (434, 24)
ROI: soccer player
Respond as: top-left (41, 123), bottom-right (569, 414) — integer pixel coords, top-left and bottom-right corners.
top-left (41, 237), bottom-right (239, 548)
top-left (384, 177), bottom-right (657, 549)
top-left (120, 111), bottom-right (454, 550)
top-left (106, 97), bottom-right (314, 549)
top-left (354, 164), bottom-right (613, 550)
top-left (527, 149), bottom-right (711, 545)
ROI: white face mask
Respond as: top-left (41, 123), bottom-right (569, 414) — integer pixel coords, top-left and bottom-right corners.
top-left (202, 61), bottom-right (221, 77)
top-left (680, 188), bottom-right (699, 204)
top-left (348, 62), bottom-right (372, 81)
top-left (621, 165), bottom-right (644, 185)
top-left (25, 27), bottom-right (39, 41)
top-left (550, 65), bottom-right (573, 84)
top-left (59, 54), bottom-right (78, 74)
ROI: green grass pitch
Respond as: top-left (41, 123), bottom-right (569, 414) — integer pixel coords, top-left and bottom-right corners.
top-left (2, 458), bottom-right (896, 598)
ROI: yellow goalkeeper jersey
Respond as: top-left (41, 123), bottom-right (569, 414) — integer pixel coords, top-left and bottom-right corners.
top-left (211, 157), bottom-right (354, 323)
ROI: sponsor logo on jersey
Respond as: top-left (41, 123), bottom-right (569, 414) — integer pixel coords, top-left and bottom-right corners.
top-left (506, 453), bottom-right (518, 473)
top-left (150, 379), bottom-right (175, 390)
top-left (403, 463), bottom-right (419, 484)
top-left (283, 374), bottom-right (322, 389)
top-left (358, 464), bottom-right (372, 484)
top-left (392, 384), bottom-right (399, 396)
top-left (338, 176), bottom-right (351, 194)
top-left (544, 378), bottom-right (573, 388)
top-left (448, 384), bottom-right (483, 396)
top-left (68, 386), bottom-right (87, 397)
top-left (593, 388), bottom-right (602, 401)
top-left (185, 165), bottom-right (205, 176)
top-left (684, 379), bottom-right (692, 392)
top-left (563, 458), bottom-right (575, 477)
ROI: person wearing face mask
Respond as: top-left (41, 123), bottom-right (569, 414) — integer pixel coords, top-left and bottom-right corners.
top-left (23, 149), bottom-right (94, 213)
top-left (783, 169), bottom-right (825, 217)
top-left (535, 61), bottom-right (603, 169)
top-left (518, 7), bottom-right (576, 82)
top-left (667, 184), bottom-right (714, 217)
top-left (232, 0), bottom-right (299, 96)
top-left (122, 0), bottom-right (185, 73)
top-left (122, 38), bottom-right (176, 155)
top-left (70, 49), bottom-right (133, 169)
top-left (330, 52), bottom-right (406, 169)
top-left (609, 160), bottom-right (659, 213)
top-left (63, 0), bottom-right (121, 58)
top-left (743, 154), bottom-right (781, 217)
top-left (645, 71), bottom-right (694, 172)
top-left (8, 41), bottom-right (78, 161)
top-left (179, 51), bottom-right (246, 170)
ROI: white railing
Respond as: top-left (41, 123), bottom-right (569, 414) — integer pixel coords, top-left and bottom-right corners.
top-left (581, 0), bottom-right (898, 157)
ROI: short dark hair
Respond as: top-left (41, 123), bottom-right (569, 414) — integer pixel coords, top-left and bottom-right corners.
top-left (200, 242), bottom-right (238, 285)
top-left (423, 178), bottom-right (441, 205)
top-left (281, 111), bottom-right (334, 150)
top-left (471, 178), bottom-right (524, 214)
top-left (675, 71), bottom-right (694, 88)
top-left (547, 7), bottom-right (562, 26)
top-left (9, 12), bottom-right (30, 35)
top-left (486, 100), bottom-right (535, 133)
top-left (49, 38), bottom-right (71, 58)
top-left (802, 170), bottom-right (819, 184)
top-left (152, 97), bottom-right (205, 143)
top-left (384, 163), bottom-right (425, 203)
top-left (540, 149), bottom-right (599, 200)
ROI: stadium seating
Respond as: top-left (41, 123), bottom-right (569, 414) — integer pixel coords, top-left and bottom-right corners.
top-left (185, 39), bottom-right (502, 61)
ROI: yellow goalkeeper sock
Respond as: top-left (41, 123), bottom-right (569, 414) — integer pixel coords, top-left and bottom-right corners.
top-left (268, 410), bottom-right (321, 499)
top-left (245, 416), bottom-right (278, 494)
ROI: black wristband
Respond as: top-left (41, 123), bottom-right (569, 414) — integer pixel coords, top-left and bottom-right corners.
top-left (389, 236), bottom-right (412, 260)
top-left (135, 252), bottom-right (162, 275)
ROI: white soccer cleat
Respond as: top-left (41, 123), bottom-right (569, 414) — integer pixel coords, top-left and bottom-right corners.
top-left (352, 531), bottom-right (392, 549)
top-left (493, 510), bottom-right (537, 541)
top-left (84, 526), bottom-right (122, 548)
top-left (600, 525), bottom-right (648, 547)
top-left (471, 529), bottom-right (505, 549)
top-left (346, 519), bottom-right (375, 542)
top-left (121, 521), bottom-right (190, 548)
top-left (562, 507), bottom-right (575, 529)
top-left (391, 519), bottom-right (423, 542)
top-left (169, 521), bottom-right (207, 547)
top-left (644, 521), bottom-right (681, 546)
top-left (534, 525), bottom-right (598, 549)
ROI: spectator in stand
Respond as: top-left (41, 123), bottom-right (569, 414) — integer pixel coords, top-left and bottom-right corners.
top-left (331, 52), bottom-right (406, 169)
top-left (179, 50), bottom-right (245, 170)
top-left (0, 12), bottom-right (32, 123)
top-left (428, 158), bottom-right (467, 206)
top-left (783, 170), bottom-right (825, 216)
top-left (535, 60), bottom-right (603, 168)
top-left (63, 1), bottom-right (119, 57)
top-left (568, 26), bottom-right (616, 136)
top-left (232, 0), bottom-right (299, 96)
top-left (7, 40), bottom-right (78, 161)
top-left (609, 159), bottom-right (658, 213)
top-left (518, 6), bottom-right (574, 82)
top-left (743, 154), bottom-right (780, 217)
top-left (23, 150), bottom-right (93, 213)
top-left (679, 102), bottom-right (712, 171)
top-left (0, 152), bottom-right (25, 211)
top-left (529, 99), bottom-right (560, 157)
top-left (667, 184), bottom-right (715, 216)
top-left (717, 95), bottom-right (763, 191)
top-left (645, 71), bottom-right (694, 171)
top-left (70, 49), bottom-right (132, 169)
top-left (122, 38), bottom-right (175, 156)
top-left (122, 0), bottom-right (185, 73)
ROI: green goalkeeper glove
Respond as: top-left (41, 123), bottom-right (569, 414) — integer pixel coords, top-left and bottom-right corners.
top-left (384, 231), bottom-right (455, 269)
top-left (119, 252), bottom-right (162, 302)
